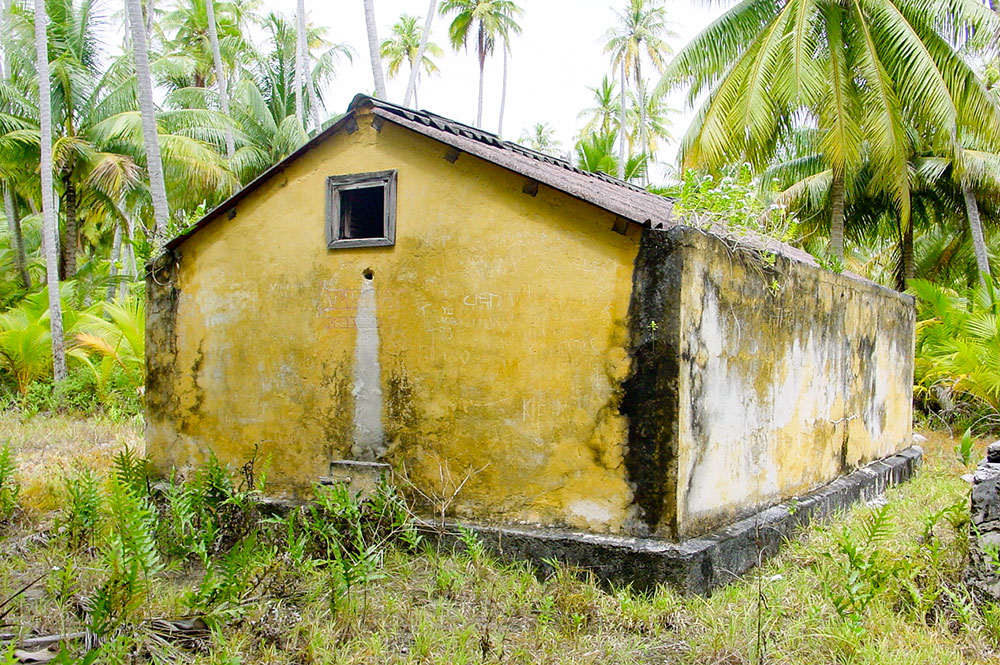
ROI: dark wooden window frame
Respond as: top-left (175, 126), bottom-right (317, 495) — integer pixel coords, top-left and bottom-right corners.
top-left (325, 170), bottom-right (397, 249)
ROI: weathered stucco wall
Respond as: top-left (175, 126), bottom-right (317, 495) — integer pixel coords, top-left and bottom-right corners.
top-left (627, 227), bottom-right (914, 539)
top-left (148, 110), bottom-right (916, 543)
top-left (147, 111), bottom-right (644, 534)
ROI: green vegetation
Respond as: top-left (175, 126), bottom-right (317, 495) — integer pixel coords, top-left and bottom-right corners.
top-left (0, 0), bottom-right (998, 659)
top-left (911, 278), bottom-right (1000, 432)
top-left (0, 421), bottom-right (993, 663)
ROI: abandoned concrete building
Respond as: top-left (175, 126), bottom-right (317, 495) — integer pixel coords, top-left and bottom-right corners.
top-left (146, 95), bottom-right (920, 591)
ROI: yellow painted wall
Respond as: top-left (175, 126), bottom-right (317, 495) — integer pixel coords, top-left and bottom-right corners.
top-left (146, 111), bottom-right (643, 534)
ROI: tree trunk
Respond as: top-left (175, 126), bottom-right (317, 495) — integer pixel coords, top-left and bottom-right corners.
top-left (204, 0), bottom-right (234, 157)
top-left (617, 59), bottom-right (627, 180)
top-left (60, 173), bottom-right (77, 279)
top-left (143, 0), bottom-right (154, 39)
top-left (126, 0), bottom-right (170, 237)
top-left (107, 223), bottom-right (121, 302)
top-left (294, 0), bottom-right (306, 127)
top-left (2, 186), bottom-right (29, 289)
top-left (497, 46), bottom-right (508, 137)
top-left (830, 169), bottom-right (846, 261)
top-left (476, 24), bottom-right (485, 128)
top-left (898, 218), bottom-right (914, 291)
top-left (34, 0), bottom-right (67, 381)
top-left (637, 58), bottom-right (647, 185)
top-left (121, 217), bottom-right (136, 302)
top-left (404, 0), bottom-right (437, 107)
top-left (363, 0), bottom-right (387, 99)
top-left (2, 0), bottom-right (29, 289)
top-left (964, 182), bottom-right (992, 285)
top-left (297, 0), bottom-right (323, 130)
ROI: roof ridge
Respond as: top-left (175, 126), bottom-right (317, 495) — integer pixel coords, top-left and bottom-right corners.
top-left (351, 94), bottom-right (650, 195)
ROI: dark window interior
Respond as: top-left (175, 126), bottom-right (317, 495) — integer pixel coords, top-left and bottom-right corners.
top-left (340, 186), bottom-right (385, 239)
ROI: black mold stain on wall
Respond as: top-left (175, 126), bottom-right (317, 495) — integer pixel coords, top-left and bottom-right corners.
top-left (146, 251), bottom-right (181, 424)
top-left (620, 229), bottom-right (684, 538)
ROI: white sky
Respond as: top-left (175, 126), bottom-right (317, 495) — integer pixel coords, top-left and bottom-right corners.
top-left (267, 0), bottom-right (724, 166)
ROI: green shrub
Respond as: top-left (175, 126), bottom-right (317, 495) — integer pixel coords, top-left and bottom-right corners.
top-left (272, 477), bottom-right (421, 603)
top-left (157, 451), bottom-right (263, 562)
top-left (910, 278), bottom-right (1000, 431)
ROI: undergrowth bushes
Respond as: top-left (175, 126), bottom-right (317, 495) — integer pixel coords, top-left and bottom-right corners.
top-left (1, 434), bottom-right (998, 663)
top-left (911, 278), bottom-right (1000, 435)
top-left (0, 445), bottom-right (423, 659)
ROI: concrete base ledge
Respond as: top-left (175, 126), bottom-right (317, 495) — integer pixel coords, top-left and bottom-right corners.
top-left (424, 446), bottom-right (922, 595)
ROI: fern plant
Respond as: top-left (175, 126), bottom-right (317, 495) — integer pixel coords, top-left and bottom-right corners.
top-left (88, 474), bottom-right (163, 638)
top-left (58, 467), bottom-right (103, 549)
top-left (822, 504), bottom-right (899, 634)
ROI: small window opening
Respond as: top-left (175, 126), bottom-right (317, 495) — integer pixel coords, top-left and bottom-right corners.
top-left (326, 170), bottom-right (396, 249)
top-left (341, 187), bottom-right (385, 239)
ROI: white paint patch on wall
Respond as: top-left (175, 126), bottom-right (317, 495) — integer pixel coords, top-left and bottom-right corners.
top-left (568, 499), bottom-right (616, 531)
top-left (352, 275), bottom-right (386, 461)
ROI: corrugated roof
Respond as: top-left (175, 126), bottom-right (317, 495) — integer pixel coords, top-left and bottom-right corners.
top-left (165, 94), bottom-right (675, 251)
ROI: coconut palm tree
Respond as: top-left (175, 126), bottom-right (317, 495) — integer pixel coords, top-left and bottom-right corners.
top-left (32, 0), bottom-right (66, 380)
top-left (204, 0), bottom-right (234, 156)
top-left (250, 12), bottom-right (351, 136)
top-left (298, 1), bottom-right (326, 130)
top-left (363, 0), bottom-right (387, 99)
top-left (604, 0), bottom-right (673, 179)
top-left (626, 80), bottom-right (673, 162)
top-left (577, 76), bottom-right (620, 138)
top-left (518, 123), bottom-right (560, 156)
top-left (440, 0), bottom-right (523, 128)
top-left (660, 0), bottom-right (1000, 262)
top-left (126, 0), bottom-right (170, 237)
top-left (0, 0), bottom-right (29, 289)
top-left (380, 14), bottom-right (443, 109)
top-left (404, 0), bottom-right (438, 107)
top-left (494, 5), bottom-right (522, 137)
top-left (157, 0), bottom-right (257, 91)
top-left (576, 129), bottom-right (646, 182)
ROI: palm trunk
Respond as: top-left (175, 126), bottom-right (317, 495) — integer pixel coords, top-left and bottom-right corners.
top-left (898, 219), bottom-right (914, 291)
top-left (403, 0), bottom-right (437, 107)
top-left (205, 0), bottom-right (234, 157)
top-left (34, 0), bottom-right (67, 381)
top-left (107, 223), bottom-right (121, 302)
top-left (144, 0), bottom-right (154, 39)
top-left (126, 0), bottom-right (170, 237)
top-left (2, 186), bottom-right (29, 289)
top-left (497, 46), bottom-right (508, 137)
top-left (964, 182), bottom-right (992, 285)
top-left (121, 217), bottom-right (136, 303)
top-left (363, 0), bottom-right (387, 99)
top-left (637, 59), bottom-right (647, 185)
top-left (294, 0), bottom-right (306, 127)
top-left (296, 0), bottom-right (323, 130)
top-left (830, 169), bottom-right (846, 261)
top-left (60, 173), bottom-right (77, 279)
top-left (617, 59), bottom-right (627, 180)
top-left (2, 0), bottom-right (29, 289)
top-left (476, 25), bottom-right (485, 128)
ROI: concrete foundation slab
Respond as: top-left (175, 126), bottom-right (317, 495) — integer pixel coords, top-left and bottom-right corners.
top-left (424, 446), bottom-right (922, 594)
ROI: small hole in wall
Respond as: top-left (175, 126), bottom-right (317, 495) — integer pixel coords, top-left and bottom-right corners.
top-left (363, 268), bottom-right (374, 280)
